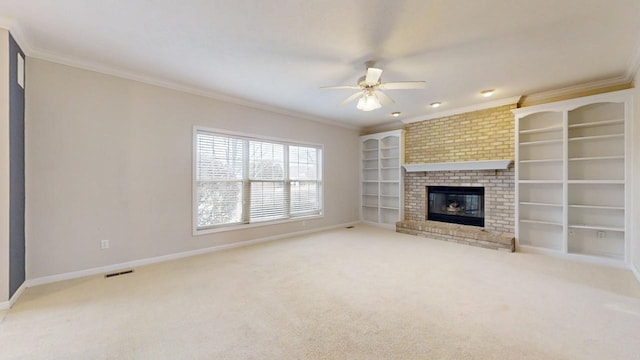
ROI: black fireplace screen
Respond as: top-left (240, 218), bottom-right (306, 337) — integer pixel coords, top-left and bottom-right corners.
top-left (427, 186), bottom-right (484, 227)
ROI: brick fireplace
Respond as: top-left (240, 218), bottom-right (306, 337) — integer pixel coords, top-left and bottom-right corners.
top-left (404, 169), bottom-right (514, 234)
top-left (396, 104), bottom-right (516, 251)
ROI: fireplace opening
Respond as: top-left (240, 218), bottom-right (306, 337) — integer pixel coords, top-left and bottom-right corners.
top-left (427, 186), bottom-right (485, 227)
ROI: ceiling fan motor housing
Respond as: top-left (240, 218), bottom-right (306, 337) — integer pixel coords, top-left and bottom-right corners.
top-left (358, 75), bottom-right (380, 88)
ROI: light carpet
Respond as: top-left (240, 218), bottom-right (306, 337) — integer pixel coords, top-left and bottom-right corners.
top-left (1, 224), bottom-right (640, 359)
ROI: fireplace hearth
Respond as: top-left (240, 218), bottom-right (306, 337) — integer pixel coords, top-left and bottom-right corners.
top-left (427, 186), bottom-right (484, 227)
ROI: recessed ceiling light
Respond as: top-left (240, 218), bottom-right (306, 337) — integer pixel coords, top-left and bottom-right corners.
top-left (391, 112), bottom-right (401, 117)
top-left (430, 102), bottom-right (441, 108)
top-left (481, 89), bottom-right (495, 97)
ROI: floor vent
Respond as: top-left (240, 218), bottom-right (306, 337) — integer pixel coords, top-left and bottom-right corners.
top-left (345, 226), bottom-right (355, 229)
top-left (105, 269), bottom-right (134, 278)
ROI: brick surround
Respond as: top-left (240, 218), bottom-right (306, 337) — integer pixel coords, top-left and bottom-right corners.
top-left (403, 168), bottom-right (515, 234)
top-left (398, 104), bottom-right (516, 250)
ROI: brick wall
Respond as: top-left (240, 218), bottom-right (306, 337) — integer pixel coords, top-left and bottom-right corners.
top-left (405, 104), bottom-right (515, 163)
top-left (403, 104), bottom-right (516, 236)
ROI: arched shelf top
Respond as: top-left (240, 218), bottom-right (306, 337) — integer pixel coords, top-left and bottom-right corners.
top-left (512, 88), bottom-right (632, 117)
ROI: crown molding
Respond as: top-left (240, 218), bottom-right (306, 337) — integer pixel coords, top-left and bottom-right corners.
top-left (521, 75), bottom-right (631, 105)
top-left (401, 96), bottom-right (521, 124)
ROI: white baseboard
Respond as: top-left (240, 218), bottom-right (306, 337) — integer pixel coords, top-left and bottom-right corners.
top-left (517, 245), bottom-right (628, 269)
top-left (0, 282), bottom-right (27, 310)
top-left (359, 220), bottom-right (396, 231)
top-left (26, 221), bottom-right (359, 288)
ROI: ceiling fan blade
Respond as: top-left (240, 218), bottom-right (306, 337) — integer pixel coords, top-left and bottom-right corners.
top-left (320, 85), bottom-right (362, 90)
top-left (364, 67), bottom-right (383, 85)
top-left (379, 81), bottom-right (426, 90)
top-left (339, 91), bottom-right (364, 106)
top-left (374, 90), bottom-right (395, 106)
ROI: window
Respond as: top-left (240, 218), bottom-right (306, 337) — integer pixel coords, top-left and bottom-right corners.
top-left (195, 128), bottom-right (323, 232)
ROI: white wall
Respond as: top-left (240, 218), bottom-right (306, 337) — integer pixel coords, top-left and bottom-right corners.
top-left (25, 58), bottom-right (360, 279)
top-left (0, 29), bottom-right (10, 301)
top-left (634, 73), bottom-right (640, 276)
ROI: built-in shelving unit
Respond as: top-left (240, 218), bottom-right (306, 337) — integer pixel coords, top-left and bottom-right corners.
top-left (513, 90), bottom-right (632, 265)
top-left (360, 130), bottom-right (404, 228)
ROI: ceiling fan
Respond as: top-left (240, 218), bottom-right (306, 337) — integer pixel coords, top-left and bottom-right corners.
top-left (321, 66), bottom-right (425, 111)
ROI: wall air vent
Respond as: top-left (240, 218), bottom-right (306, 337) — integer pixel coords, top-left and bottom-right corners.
top-left (104, 269), bottom-right (134, 278)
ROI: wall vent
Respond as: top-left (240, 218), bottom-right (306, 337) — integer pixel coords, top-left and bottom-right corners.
top-left (104, 269), bottom-right (134, 278)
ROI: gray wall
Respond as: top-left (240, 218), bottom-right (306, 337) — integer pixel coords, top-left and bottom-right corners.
top-left (9, 34), bottom-right (25, 297)
top-left (634, 73), bottom-right (640, 276)
top-left (26, 58), bottom-right (360, 279)
top-left (0, 29), bottom-right (9, 301)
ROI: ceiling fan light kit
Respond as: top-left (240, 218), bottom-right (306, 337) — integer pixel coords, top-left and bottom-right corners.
top-left (356, 91), bottom-right (382, 111)
top-left (321, 66), bottom-right (425, 112)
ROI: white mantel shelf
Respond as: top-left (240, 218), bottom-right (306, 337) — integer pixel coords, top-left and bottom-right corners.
top-left (402, 160), bottom-right (513, 172)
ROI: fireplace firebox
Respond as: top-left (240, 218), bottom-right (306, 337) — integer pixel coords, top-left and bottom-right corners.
top-left (427, 186), bottom-right (484, 227)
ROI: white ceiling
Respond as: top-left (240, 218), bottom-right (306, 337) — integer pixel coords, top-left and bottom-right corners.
top-left (1, 0), bottom-right (639, 129)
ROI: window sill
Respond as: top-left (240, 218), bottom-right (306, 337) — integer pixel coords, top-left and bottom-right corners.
top-left (193, 214), bottom-right (324, 236)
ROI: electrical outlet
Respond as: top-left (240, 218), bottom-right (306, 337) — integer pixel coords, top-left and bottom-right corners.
top-left (596, 231), bottom-right (606, 239)
top-left (101, 239), bottom-right (110, 249)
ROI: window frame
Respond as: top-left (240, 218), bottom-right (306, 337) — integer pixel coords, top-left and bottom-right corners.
top-left (193, 126), bottom-right (324, 235)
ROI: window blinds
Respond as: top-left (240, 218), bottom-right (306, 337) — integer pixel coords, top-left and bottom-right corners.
top-left (196, 130), bottom-right (322, 230)
top-left (249, 141), bottom-right (287, 222)
top-left (196, 134), bottom-right (244, 227)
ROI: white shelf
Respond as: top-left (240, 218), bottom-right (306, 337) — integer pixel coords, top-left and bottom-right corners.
top-left (520, 139), bottom-right (563, 146)
top-left (519, 125), bottom-right (563, 134)
top-left (568, 119), bottom-right (624, 128)
top-left (568, 156), bottom-right (624, 161)
top-left (568, 224), bottom-right (625, 232)
top-left (519, 158), bottom-right (563, 163)
top-left (520, 202), bottom-right (562, 207)
top-left (568, 133), bottom-right (623, 142)
top-left (567, 180), bottom-right (624, 184)
top-left (568, 204), bottom-right (624, 210)
top-left (518, 180), bottom-right (563, 184)
top-left (380, 206), bottom-right (399, 210)
top-left (520, 219), bottom-right (563, 226)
